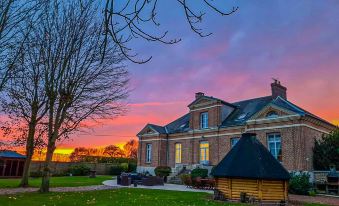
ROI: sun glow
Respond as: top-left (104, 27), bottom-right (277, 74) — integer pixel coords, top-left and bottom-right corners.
top-left (54, 148), bottom-right (74, 155)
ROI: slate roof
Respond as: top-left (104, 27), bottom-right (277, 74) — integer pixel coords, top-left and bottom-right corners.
top-left (140, 95), bottom-right (334, 135)
top-left (211, 133), bottom-right (290, 180)
top-left (0, 151), bottom-right (26, 159)
top-left (148, 124), bottom-right (167, 134)
top-left (221, 96), bottom-right (273, 127)
top-left (188, 95), bottom-right (237, 108)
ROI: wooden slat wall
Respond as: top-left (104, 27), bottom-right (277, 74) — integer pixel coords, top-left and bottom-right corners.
top-left (216, 178), bottom-right (287, 202)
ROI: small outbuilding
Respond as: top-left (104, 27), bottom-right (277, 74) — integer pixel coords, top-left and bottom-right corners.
top-left (0, 151), bottom-right (26, 178)
top-left (211, 133), bottom-right (290, 203)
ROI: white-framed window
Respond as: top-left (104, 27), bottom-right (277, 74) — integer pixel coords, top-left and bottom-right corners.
top-left (200, 112), bottom-right (208, 129)
top-left (175, 143), bottom-right (182, 164)
top-left (200, 141), bottom-right (209, 165)
top-left (146, 144), bottom-right (152, 163)
top-left (230, 137), bottom-right (240, 148)
top-left (267, 133), bottom-right (282, 161)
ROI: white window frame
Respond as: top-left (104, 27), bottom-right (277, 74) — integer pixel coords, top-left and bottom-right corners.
top-left (200, 112), bottom-right (209, 129)
top-left (199, 141), bottom-right (209, 165)
top-left (146, 144), bottom-right (152, 163)
top-left (175, 143), bottom-right (182, 164)
top-left (230, 137), bottom-right (240, 148)
top-left (267, 133), bottom-right (282, 162)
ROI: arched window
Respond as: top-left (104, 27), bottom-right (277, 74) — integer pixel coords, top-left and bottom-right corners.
top-left (266, 111), bottom-right (278, 118)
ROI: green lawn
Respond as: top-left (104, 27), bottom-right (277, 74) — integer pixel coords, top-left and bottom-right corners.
top-left (0, 188), bottom-right (243, 206)
top-left (0, 175), bottom-right (113, 188)
top-left (0, 188), bottom-right (331, 206)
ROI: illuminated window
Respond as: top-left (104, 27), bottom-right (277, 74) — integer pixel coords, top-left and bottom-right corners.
top-left (200, 112), bottom-right (208, 129)
top-left (231, 137), bottom-right (240, 148)
top-left (200, 141), bottom-right (209, 165)
top-left (266, 111), bottom-right (278, 118)
top-left (267, 133), bottom-right (282, 161)
top-left (146, 144), bottom-right (152, 163)
top-left (175, 143), bottom-right (182, 164)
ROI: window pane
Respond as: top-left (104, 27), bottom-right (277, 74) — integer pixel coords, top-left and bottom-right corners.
top-left (175, 143), bottom-right (182, 163)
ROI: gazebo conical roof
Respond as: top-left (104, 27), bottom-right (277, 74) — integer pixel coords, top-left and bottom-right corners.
top-left (211, 133), bottom-right (290, 180)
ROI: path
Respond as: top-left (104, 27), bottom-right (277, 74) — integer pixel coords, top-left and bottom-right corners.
top-left (289, 194), bottom-right (339, 206)
top-left (102, 179), bottom-right (214, 193)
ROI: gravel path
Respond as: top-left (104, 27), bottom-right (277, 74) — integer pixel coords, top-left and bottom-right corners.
top-left (289, 194), bottom-right (339, 206)
top-left (0, 185), bottom-right (116, 195)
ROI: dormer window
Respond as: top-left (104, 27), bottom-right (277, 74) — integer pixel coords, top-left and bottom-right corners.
top-left (266, 111), bottom-right (278, 118)
top-left (200, 112), bottom-right (208, 129)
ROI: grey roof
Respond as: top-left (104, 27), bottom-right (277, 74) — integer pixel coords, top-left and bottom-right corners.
top-left (0, 151), bottom-right (26, 159)
top-left (188, 95), bottom-right (237, 108)
top-left (148, 124), bottom-right (167, 134)
top-left (141, 95), bottom-right (334, 135)
top-left (221, 96), bottom-right (273, 127)
top-left (165, 113), bottom-right (191, 134)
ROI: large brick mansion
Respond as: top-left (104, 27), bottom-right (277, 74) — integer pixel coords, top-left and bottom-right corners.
top-left (136, 81), bottom-right (336, 174)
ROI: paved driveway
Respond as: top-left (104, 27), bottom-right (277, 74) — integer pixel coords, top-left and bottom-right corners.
top-left (102, 179), bottom-right (214, 194)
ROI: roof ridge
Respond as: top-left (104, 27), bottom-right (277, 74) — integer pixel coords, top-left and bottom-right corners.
top-left (232, 95), bottom-right (272, 104)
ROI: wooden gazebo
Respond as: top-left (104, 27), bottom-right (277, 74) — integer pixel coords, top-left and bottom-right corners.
top-left (211, 133), bottom-right (290, 203)
top-left (0, 151), bottom-right (26, 178)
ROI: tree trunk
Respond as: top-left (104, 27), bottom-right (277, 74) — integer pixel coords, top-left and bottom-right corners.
top-left (40, 141), bottom-right (55, 193)
top-left (20, 121), bottom-right (36, 187)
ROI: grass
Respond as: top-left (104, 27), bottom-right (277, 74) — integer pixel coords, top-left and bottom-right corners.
top-left (0, 188), bottom-right (244, 206)
top-left (0, 188), bottom-right (332, 206)
top-left (0, 175), bottom-right (113, 188)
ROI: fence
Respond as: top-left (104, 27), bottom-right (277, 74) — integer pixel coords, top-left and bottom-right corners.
top-left (31, 161), bottom-right (117, 175)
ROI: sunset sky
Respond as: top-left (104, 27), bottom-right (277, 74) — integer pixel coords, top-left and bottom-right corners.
top-left (44, 1), bottom-right (339, 152)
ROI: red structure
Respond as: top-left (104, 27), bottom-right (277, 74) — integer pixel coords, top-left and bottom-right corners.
top-left (0, 151), bottom-right (26, 178)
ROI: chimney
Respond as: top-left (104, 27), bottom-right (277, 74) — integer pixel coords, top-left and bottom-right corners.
top-left (195, 92), bottom-right (205, 99)
top-left (271, 79), bottom-right (287, 99)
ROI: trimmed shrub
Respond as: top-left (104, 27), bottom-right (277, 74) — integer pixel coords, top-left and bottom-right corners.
top-left (110, 165), bottom-right (123, 175)
top-left (191, 168), bottom-right (208, 179)
top-left (120, 163), bottom-right (129, 172)
top-left (289, 172), bottom-right (312, 195)
top-left (128, 162), bottom-right (137, 172)
top-left (154, 166), bottom-right (171, 177)
top-left (68, 164), bottom-right (90, 176)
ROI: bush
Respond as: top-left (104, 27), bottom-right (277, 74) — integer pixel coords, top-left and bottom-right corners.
top-left (120, 163), bottom-right (129, 172)
top-left (68, 164), bottom-right (90, 176)
top-left (180, 174), bottom-right (192, 186)
top-left (110, 165), bottom-right (123, 175)
top-left (128, 162), bottom-right (137, 172)
top-left (191, 168), bottom-right (208, 179)
top-left (289, 172), bottom-right (312, 195)
top-left (154, 166), bottom-right (171, 177)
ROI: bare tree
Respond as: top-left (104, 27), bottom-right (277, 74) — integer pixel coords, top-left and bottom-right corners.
top-left (0, 0), bottom-right (41, 90)
top-left (34, 0), bottom-right (128, 192)
top-left (102, 0), bottom-right (238, 63)
top-left (0, 29), bottom-right (48, 187)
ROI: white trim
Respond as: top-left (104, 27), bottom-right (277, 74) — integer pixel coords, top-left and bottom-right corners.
top-left (140, 138), bottom-right (167, 142)
top-left (139, 123), bottom-right (330, 142)
top-left (246, 114), bottom-right (301, 123)
top-left (246, 124), bottom-right (330, 134)
top-left (190, 104), bottom-right (222, 112)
